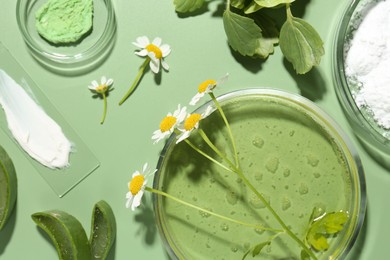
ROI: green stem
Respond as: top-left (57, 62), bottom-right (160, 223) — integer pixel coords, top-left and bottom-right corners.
top-left (100, 93), bottom-right (107, 124)
top-left (198, 129), bottom-right (236, 171)
top-left (183, 138), bottom-right (234, 174)
top-left (209, 92), bottom-right (239, 167)
top-left (233, 167), bottom-right (317, 260)
top-left (118, 58), bottom-right (150, 105)
top-left (146, 186), bottom-right (283, 233)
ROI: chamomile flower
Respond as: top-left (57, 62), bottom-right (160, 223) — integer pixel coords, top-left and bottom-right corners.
top-left (152, 104), bottom-right (187, 144)
top-left (88, 76), bottom-right (113, 94)
top-left (176, 105), bottom-right (214, 143)
top-left (133, 36), bottom-right (171, 74)
top-left (126, 163), bottom-right (157, 211)
top-left (88, 76), bottom-right (114, 124)
top-left (189, 73), bottom-right (229, 106)
top-left (119, 36), bottom-right (172, 105)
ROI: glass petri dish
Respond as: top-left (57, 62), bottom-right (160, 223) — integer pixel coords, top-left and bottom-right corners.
top-left (332, 0), bottom-right (390, 158)
top-left (16, 0), bottom-right (116, 75)
top-left (153, 89), bottom-right (366, 259)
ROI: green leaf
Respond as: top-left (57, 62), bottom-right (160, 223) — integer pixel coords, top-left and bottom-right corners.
top-left (306, 211), bottom-right (349, 252)
top-left (0, 145), bottom-right (17, 231)
top-left (279, 12), bottom-right (324, 74)
top-left (223, 9), bottom-right (276, 58)
top-left (244, 2), bottom-right (263, 14)
top-left (254, 0), bottom-right (295, 8)
top-left (322, 211), bottom-right (349, 234)
top-left (231, 0), bottom-right (247, 9)
top-left (252, 241), bottom-right (271, 257)
top-left (90, 200), bottom-right (117, 259)
top-left (174, 0), bottom-right (204, 13)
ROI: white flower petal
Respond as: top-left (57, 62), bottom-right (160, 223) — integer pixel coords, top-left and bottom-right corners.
top-left (125, 193), bottom-right (133, 208)
top-left (218, 73), bottom-right (229, 85)
top-left (135, 49), bottom-right (148, 57)
top-left (142, 163), bottom-right (148, 173)
top-left (106, 78), bottom-right (114, 86)
top-left (190, 93), bottom-right (204, 106)
top-left (176, 131), bottom-right (191, 144)
top-left (161, 60), bottom-right (169, 71)
top-left (101, 76), bottom-right (107, 84)
top-left (131, 190), bottom-right (144, 211)
top-left (132, 171), bottom-right (140, 178)
top-left (91, 80), bottom-right (99, 88)
top-left (152, 37), bottom-right (162, 47)
top-left (160, 44), bottom-right (171, 57)
top-left (149, 59), bottom-right (160, 74)
top-left (133, 36), bottom-right (150, 48)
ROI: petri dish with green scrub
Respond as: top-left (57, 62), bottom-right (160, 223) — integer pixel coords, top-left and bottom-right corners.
top-left (16, 0), bottom-right (116, 75)
top-left (153, 88), bottom-right (366, 259)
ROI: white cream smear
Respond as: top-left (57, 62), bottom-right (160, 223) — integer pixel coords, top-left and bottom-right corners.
top-left (0, 69), bottom-right (72, 169)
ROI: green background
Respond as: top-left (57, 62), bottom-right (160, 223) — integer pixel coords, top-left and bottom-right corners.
top-left (0, 0), bottom-right (387, 259)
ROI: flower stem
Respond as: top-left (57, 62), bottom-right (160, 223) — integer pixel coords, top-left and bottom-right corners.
top-left (197, 128), bottom-right (236, 171)
top-left (233, 167), bottom-right (317, 260)
top-left (100, 93), bottom-right (107, 124)
top-left (119, 58), bottom-right (150, 105)
top-left (183, 138), bottom-right (234, 174)
top-left (146, 186), bottom-right (283, 233)
top-left (209, 92), bottom-right (239, 167)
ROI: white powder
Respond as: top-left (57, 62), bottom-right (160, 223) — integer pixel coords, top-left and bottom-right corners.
top-left (345, 0), bottom-right (390, 129)
top-left (0, 69), bottom-right (72, 169)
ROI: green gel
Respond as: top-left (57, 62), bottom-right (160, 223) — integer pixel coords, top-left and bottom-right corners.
top-left (35, 0), bottom-right (93, 44)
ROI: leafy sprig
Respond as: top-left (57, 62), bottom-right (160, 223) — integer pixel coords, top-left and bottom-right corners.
top-left (173, 0), bottom-right (324, 74)
top-left (305, 209), bottom-right (349, 252)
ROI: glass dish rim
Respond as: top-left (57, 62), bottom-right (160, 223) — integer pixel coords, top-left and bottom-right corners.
top-left (15, 0), bottom-right (116, 71)
top-left (332, 0), bottom-right (390, 154)
top-left (153, 88), bottom-right (367, 259)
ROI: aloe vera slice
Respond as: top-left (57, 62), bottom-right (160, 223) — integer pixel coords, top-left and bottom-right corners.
top-left (31, 210), bottom-right (91, 260)
top-left (90, 200), bottom-right (116, 259)
top-left (0, 145), bottom-right (17, 231)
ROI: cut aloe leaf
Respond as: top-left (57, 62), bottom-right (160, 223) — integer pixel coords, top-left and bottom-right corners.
top-left (90, 200), bottom-right (116, 259)
top-left (31, 210), bottom-right (91, 260)
top-left (0, 145), bottom-right (17, 231)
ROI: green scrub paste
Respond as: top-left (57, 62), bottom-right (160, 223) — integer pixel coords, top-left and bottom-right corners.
top-left (35, 0), bottom-right (93, 44)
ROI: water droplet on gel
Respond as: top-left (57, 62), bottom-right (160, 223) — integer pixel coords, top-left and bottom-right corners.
top-left (307, 154), bottom-right (319, 167)
top-left (265, 157), bottom-right (279, 173)
top-left (289, 130), bottom-right (295, 137)
top-left (299, 183), bottom-right (309, 195)
top-left (313, 172), bottom-right (321, 178)
top-left (281, 196), bottom-right (291, 211)
top-left (252, 136), bottom-right (264, 148)
top-left (283, 169), bottom-right (290, 177)
top-left (255, 228), bottom-right (265, 235)
top-left (250, 193), bottom-right (269, 209)
top-left (199, 209), bottom-right (211, 218)
top-left (230, 245), bottom-right (239, 252)
top-left (226, 190), bottom-right (238, 205)
top-left (220, 223), bottom-right (229, 231)
top-left (255, 171), bottom-right (263, 181)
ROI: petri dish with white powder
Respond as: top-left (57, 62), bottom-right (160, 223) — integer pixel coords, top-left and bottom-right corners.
top-left (333, 0), bottom-right (390, 157)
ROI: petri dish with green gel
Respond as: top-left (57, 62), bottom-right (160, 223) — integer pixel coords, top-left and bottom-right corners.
top-left (153, 89), bottom-right (366, 259)
top-left (0, 43), bottom-right (99, 197)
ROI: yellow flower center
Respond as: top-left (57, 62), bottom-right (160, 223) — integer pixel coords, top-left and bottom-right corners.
top-left (198, 79), bottom-right (216, 93)
top-left (129, 175), bottom-right (145, 195)
top-left (96, 84), bottom-right (108, 94)
top-left (184, 114), bottom-right (202, 131)
top-left (146, 44), bottom-right (163, 59)
top-left (160, 116), bottom-right (177, 132)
